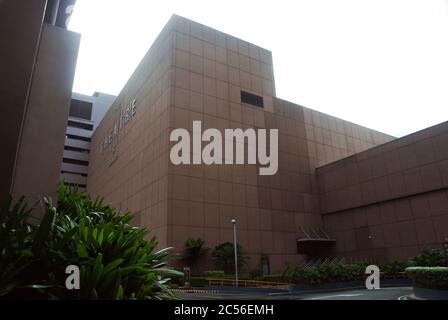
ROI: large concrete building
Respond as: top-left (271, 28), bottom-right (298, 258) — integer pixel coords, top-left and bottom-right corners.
top-left (0, 0), bottom-right (80, 206)
top-left (61, 92), bottom-right (116, 191)
top-left (86, 15), bottom-right (448, 273)
top-left (318, 121), bottom-right (448, 262)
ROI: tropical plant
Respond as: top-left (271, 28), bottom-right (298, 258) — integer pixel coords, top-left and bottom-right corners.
top-left (378, 260), bottom-right (408, 273)
top-left (182, 238), bottom-right (207, 267)
top-left (0, 183), bottom-right (182, 299)
top-left (0, 196), bottom-right (35, 297)
top-left (211, 242), bottom-right (248, 274)
top-left (409, 248), bottom-right (448, 267)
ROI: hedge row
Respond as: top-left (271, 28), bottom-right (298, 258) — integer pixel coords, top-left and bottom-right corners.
top-left (405, 267), bottom-right (448, 290)
top-left (279, 263), bottom-right (369, 285)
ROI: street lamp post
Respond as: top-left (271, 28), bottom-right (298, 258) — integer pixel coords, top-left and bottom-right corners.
top-left (231, 219), bottom-right (238, 287)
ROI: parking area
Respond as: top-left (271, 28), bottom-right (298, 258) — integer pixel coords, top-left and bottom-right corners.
top-left (175, 286), bottom-right (413, 300)
top-left (293, 287), bottom-right (412, 300)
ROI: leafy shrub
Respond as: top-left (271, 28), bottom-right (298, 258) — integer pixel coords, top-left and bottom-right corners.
top-left (280, 263), bottom-right (369, 285)
top-left (182, 238), bottom-right (208, 267)
top-left (0, 183), bottom-right (182, 299)
top-left (280, 259), bottom-right (417, 285)
top-left (204, 270), bottom-right (225, 277)
top-left (281, 264), bottom-right (304, 283)
top-left (281, 264), bottom-right (321, 284)
top-left (409, 249), bottom-right (448, 267)
top-left (405, 267), bottom-right (448, 290)
top-left (378, 260), bottom-right (408, 273)
top-left (211, 242), bottom-right (248, 274)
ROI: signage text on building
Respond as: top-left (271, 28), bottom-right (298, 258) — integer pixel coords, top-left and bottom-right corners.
top-left (100, 98), bottom-right (136, 166)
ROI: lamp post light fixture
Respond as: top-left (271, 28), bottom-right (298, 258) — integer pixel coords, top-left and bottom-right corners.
top-left (231, 219), bottom-right (238, 287)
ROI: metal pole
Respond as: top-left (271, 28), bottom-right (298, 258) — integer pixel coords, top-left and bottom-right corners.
top-left (231, 219), bottom-right (238, 287)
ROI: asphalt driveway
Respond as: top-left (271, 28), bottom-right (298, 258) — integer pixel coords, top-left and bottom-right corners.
top-left (175, 286), bottom-right (413, 300)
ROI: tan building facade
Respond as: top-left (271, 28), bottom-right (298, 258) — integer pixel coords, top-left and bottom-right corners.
top-left (87, 15), bottom-right (447, 273)
top-left (318, 121), bottom-right (448, 262)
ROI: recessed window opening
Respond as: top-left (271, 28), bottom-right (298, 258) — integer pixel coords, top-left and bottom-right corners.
top-left (241, 91), bottom-right (264, 108)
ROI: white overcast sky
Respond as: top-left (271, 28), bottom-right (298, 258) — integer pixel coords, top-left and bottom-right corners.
top-left (68, 0), bottom-right (448, 137)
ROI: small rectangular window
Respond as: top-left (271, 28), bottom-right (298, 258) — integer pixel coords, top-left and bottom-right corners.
top-left (67, 120), bottom-right (94, 131)
top-left (241, 91), bottom-right (264, 108)
top-left (62, 170), bottom-right (88, 177)
top-left (66, 134), bottom-right (91, 142)
top-left (64, 146), bottom-right (90, 153)
top-left (69, 99), bottom-right (93, 120)
top-left (62, 158), bottom-right (89, 166)
top-left (65, 182), bottom-right (87, 188)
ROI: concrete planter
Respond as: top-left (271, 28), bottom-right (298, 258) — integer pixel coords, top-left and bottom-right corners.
top-left (413, 287), bottom-right (448, 300)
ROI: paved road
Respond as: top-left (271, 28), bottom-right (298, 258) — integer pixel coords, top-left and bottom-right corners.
top-left (296, 287), bottom-right (412, 300)
top-left (176, 287), bottom-right (413, 300)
